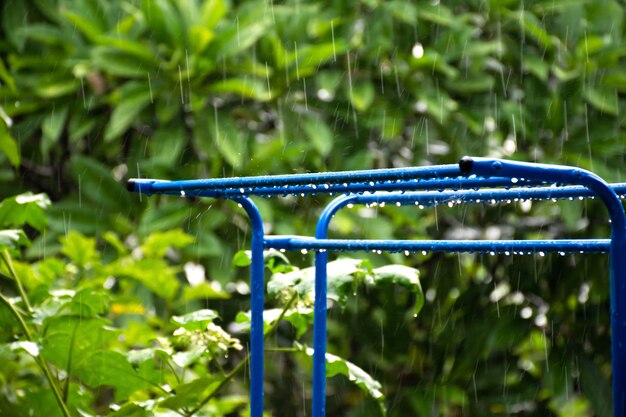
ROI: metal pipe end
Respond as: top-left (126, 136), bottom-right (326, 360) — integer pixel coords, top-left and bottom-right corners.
top-left (459, 156), bottom-right (474, 175)
top-left (126, 179), bottom-right (137, 192)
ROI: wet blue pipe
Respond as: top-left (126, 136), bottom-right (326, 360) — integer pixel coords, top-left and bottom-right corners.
top-left (126, 158), bottom-right (626, 417)
top-left (266, 237), bottom-right (612, 254)
top-left (231, 197), bottom-right (265, 417)
top-left (128, 176), bottom-right (546, 198)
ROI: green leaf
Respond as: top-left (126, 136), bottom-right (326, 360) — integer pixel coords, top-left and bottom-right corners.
top-left (104, 90), bottom-right (152, 142)
top-left (208, 78), bottom-right (272, 101)
top-left (416, 3), bottom-right (455, 26)
top-left (0, 58), bottom-right (16, 94)
top-left (302, 116), bottom-right (334, 157)
top-left (383, 0), bottom-right (416, 25)
top-left (236, 307), bottom-right (313, 338)
top-left (2, 0), bottom-right (29, 50)
top-left (295, 342), bottom-right (386, 414)
top-left (105, 258), bottom-right (180, 300)
top-left (159, 376), bottom-right (223, 411)
top-left (232, 249), bottom-right (290, 269)
top-left (268, 259), bottom-right (423, 315)
top-left (0, 229), bottom-right (28, 249)
top-left (232, 250), bottom-right (252, 267)
top-left (91, 46), bottom-right (157, 78)
top-left (41, 316), bottom-right (117, 376)
top-left (171, 346), bottom-right (205, 368)
top-left (171, 309), bottom-right (219, 330)
top-left (524, 55), bottom-right (550, 81)
top-left (140, 0), bottom-right (186, 48)
top-left (347, 80), bottom-right (375, 111)
top-left (138, 201), bottom-right (190, 236)
top-left (584, 87), bottom-right (619, 115)
top-left (268, 258), bottom-right (365, 305)
top-left (446, 77), bottom-right (495, 94)
top-left (512, 10), bottom-right (559, 51)
top-left (77, 351), bottom-right (159, 400)
top-left (0, 193), bottom-right (50, 231)
top-left (579, 356), bottom-right (612, 416)
top-left (0, 119), bottom-right (19, 167)
top-left (371, 265), bottom-right (423, 315)
top-left (110, 402), bottom-right (151, 417)
top-left (211, 21), bottom-right (268, 58)
top-left (200, 0), bottom-right (228, 29)
top-left (15, 23), bottom-right (67, 46)
top-left (150, 124), bottom-right (186, 166)
top-left (102, 231), bottom-right (128, 255)
top-left (60, 231), bottom-right (98, 268)
top-left (70, 155), bottom-right (133, 212)
top-left (141, 229), bottom-right (195, 258)
top-left (34, 79), bottom-right (78, 99)
top-left (198, 111), bottom-right (247, 169)
top-left (182, 282), bottom-right (229, 302)
top-left (61, 9), bottom-right (102, 42)
top-left (41, 105), bottom-right (68, 156)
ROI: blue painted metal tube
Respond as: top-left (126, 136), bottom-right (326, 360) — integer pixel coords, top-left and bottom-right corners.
top-left (127, 164), bottom-right (463, 194)
top-left (463, 157), bottom-right (626, 417)
top-left (266, 237), bottom-right (612, 254)
top-left (348, 184), bottom-right (626, 206)
top-left (127, 176), bottom-right (546, 198)
top-left (128, 176), bottom-right (626, 202)
top-left (232, 197), bottom-right (265, 417)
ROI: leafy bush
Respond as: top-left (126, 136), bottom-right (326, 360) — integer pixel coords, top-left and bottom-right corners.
top-left (0, 192), bottom-right (423, 416)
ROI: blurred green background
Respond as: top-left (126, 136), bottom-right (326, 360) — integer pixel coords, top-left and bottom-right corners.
top-left (1, 0), bottom-right (625, 416)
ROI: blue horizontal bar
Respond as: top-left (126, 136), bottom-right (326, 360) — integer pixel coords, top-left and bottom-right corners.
top-left (264, 237), bottom-right (611, 254)
top-left (128, 164), bottom-right (462, 194)
top-left (128, 173), bottom-right (626, 203)
top-left (348, 183), bottom-right (626, 207)
top-left (129, 177), bottom-right (546, 198)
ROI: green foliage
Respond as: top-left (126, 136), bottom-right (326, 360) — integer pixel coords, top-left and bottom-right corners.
top-left (1, 0), bottom-right (625, 415)
top-left (295, 342), bottom-right (386, 414)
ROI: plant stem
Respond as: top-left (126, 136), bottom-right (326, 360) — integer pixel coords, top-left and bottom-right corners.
top-left (1, 250), bottom-right (32, 313)
top-left (0, 292), bottom-right (34, 340)
top-left (0, 292), bottom-right (72, 417)
top-left (185, 293), bottom-right (298, 417)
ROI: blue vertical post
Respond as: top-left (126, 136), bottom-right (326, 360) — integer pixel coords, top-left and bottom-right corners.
top-left (583, 178), bottom-right (626, 417)
top-left (312, 196), bottom-right (354, 417)
top-left (233, 197), bottom-right (265, 417)
top-left (312, 238), bottom-right (328, 417)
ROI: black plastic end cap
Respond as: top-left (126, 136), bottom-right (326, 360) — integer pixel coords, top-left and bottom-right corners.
top-left (459, 156), bottom-right (474, 175)
top-left (126, 179), bottom-right (137, 192)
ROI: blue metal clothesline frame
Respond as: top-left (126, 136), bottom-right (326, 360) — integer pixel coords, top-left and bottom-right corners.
top-left (127, 157), bottom-right (626, 417)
